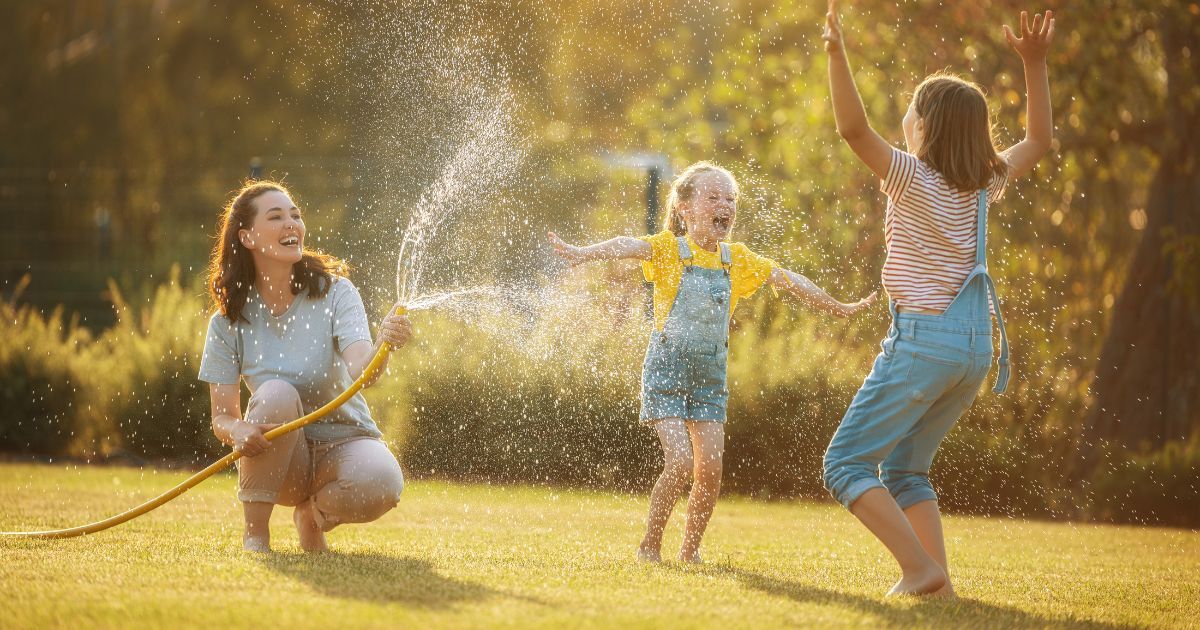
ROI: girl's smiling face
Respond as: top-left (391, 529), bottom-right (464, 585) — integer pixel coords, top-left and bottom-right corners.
top-left (238, 190), bottom-right (305, 266)
top-left (681, 171), bottom-right (737, 249)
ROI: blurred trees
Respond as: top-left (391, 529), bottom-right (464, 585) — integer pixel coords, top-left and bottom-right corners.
top-left (1080, 1), bottom-right (1200, 460)
top-left (0, 1), bottom-right (1194, 519)
top-left (0, 1), bottom-right (357, 322)
top-left (616, 0), bottom-right (1198, 510)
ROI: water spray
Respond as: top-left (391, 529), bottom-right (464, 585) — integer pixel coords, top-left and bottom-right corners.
top-left (1, 306), bottom-right (407, 539)
top-left (3, 45), bottom-right (526, 539)
top-left (604, 152), bottom-right (671, 235)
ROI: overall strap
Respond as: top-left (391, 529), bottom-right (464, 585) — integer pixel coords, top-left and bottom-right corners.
top-left (676, 236), bottom-right (692, 264)
top-left (719, 242), bottom-right (732, 272)
top-left (975, 189), bottom-right (988, 269)
top-left (984, 274), bottom-right (1011, 393)
top-left (975, 188), bottom-right (1010, 393)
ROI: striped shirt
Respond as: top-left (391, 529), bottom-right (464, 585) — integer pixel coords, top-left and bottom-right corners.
top-left (880, 148), bottom-right (1007, 312)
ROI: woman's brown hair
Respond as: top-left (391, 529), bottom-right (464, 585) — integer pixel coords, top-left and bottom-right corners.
top-left (912, 73), bottom-right (1008, 190)
top-left (207, 180), bottom-right (349, 323)
top-left (663, 162), bottom-right (739, 236)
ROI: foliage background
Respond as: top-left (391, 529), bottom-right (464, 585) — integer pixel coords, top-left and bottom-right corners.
top-left (1, 0), bottom-right (1196, 525)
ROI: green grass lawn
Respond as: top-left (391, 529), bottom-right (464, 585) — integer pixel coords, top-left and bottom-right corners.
top-left (1, 463), bottom-right (1197, 629)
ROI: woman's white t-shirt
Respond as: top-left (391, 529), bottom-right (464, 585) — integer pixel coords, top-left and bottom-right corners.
top-left (198, 276), bottom-right (381, 441)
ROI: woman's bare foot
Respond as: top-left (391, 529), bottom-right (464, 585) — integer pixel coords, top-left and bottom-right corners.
top-left (242, 534), bottom-right (271, 553)
top-left (636, 544), bottom-right (662, 563)
top-left (886, 565), bottom-right (947, 597)
top-left (293, 500), bottom-right (328, 553)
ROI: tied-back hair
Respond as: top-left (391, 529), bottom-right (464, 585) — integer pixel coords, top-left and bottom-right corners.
top-left (663, 161), bottom-right (739, 236)
top-left (207, 180), bottom-right (349, 323)
top-left (913, 73), bottom-right (1008, 191)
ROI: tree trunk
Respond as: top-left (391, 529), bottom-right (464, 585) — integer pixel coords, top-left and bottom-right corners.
top-left (1080, 14), bottom-right (1200, 460)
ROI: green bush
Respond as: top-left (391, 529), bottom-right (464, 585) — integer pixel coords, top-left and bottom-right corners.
top-left (723, 377), bottom-right (856, 500)
top-left (389, 295), bottom-right (661, 489)
top-left (1, 271), bottom-right (1198, 527)
top-left (95, 269), bottom-right (220, 463)
top-left (1087, 440), bottom-right (1200, 527)
top-left (932, 427), bottom-right (1056, 518)
top-left (0, 283), bottom-right (101, 456)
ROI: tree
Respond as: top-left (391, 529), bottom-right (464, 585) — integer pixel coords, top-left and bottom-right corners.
top-left (1080, 2), bottom-right (1200, 456)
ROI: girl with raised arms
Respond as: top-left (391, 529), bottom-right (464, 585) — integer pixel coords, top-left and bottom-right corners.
top-left (822, 0), bottom-right (1055, 596)
top-left (548, 161), bottom-right (876, 563)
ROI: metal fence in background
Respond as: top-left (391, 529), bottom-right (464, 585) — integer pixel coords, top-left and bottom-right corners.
top-left (0, 161), bottom-right (359, 329)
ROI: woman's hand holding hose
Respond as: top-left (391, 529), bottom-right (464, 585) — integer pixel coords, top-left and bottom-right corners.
top-left (230, 421), bottom-right (280, 457)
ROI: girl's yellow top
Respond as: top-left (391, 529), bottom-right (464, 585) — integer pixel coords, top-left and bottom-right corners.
top-left (638, 231), bottom-right (777, 331)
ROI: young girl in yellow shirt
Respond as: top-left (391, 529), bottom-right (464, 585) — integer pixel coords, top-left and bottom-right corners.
top-left (548, 161), bottom-right (875, 563)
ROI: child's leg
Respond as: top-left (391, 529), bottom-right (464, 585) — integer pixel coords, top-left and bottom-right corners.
top-left (880, 359), bottom-right (989, 594)
top-left (639, 418), bottom-right (692, 560)
top-left (679, 420), bottom-right (724, 562)
top-left (849, 489), bottom-right (946, 595)
top-left (823, 348), bottom-right (952, 594)
top-left (237, 379), bottom-right (310, 551)
top-left (903, 501), bottom-right (952, 594)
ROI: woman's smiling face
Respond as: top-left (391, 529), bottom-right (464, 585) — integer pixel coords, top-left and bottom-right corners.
top-left (681, 171), bottom-right (737, 248)
top-left (239, 190), bottom-right (305, 266)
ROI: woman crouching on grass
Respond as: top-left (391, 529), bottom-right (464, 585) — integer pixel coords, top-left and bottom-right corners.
top-left (199, 180), bottom-right (411, 552)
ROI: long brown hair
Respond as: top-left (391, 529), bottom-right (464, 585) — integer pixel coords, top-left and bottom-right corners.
top-left (207, 180), bottom-right (349, 323)
top-left (912, 73), bottom-right (1007, 190)
top-left (663, 161), bottom-right (739, 236)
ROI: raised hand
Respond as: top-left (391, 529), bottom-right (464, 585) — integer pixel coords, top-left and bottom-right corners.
top-left (547, 230), bottom-right (587, 266)
top-left (822, 0), bottom-right (844, 53)
top-left (1003, 10), bottom-right (1055, 63)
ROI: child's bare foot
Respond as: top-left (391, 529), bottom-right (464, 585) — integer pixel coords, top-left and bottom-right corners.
top-left (886, 565), bottom-right (947, 597)
top-left (677, 550), bottom-right (703, 564)
top-left (930, 581), bottom-right (957, 599)
top-left (636, 545), bottom-right (662, 563)
top-left (242, 534), bottom-right (271, 553)
top-left (293, 500), bottom-right (328, 553)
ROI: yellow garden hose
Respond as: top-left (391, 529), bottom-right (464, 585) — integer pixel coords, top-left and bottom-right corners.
top-left (1, 306), bottom-right (407, 540)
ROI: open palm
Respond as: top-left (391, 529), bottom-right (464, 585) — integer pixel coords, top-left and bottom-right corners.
top-left (1003, 10), bottom-right (1055, 62)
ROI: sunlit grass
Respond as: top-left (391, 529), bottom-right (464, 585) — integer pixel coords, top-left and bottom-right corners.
top-left (1, 463), bottom-right (1196, 628)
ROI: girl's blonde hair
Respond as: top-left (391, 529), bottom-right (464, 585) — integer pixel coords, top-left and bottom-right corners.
top-left (663, 161), bottom-right (739, 236)
top-left (912, 73), bottom-right (1008, 190)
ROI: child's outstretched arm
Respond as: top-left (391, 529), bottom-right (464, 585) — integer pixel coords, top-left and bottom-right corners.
top-left (547, 230), bottom-right (651, 266)
top-left (769, 267), bottom-right (877, 318)
top-left (1000, 10), bottom-right (1056, 180)
top-left (823, 0), bottom-right (892, 180)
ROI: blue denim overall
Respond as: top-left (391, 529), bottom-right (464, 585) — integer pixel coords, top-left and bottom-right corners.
top-left (640, 237), bottom-right (733, 424)
top-left (823, 190), bottom-right (1011, 509)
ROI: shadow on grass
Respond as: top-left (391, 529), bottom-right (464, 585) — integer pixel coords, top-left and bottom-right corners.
top-left (689, 565), bottom-right (1131, 629)
top-left (258, 551), bottom-right (517, 609)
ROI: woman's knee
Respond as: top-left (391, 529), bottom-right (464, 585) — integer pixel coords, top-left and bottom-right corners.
top-left (347, 474), bottom-right (404, 520)
top-left (354, 458), bottom-right (405, 509)
top-left (247, 379), bottom-right (303, 424)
